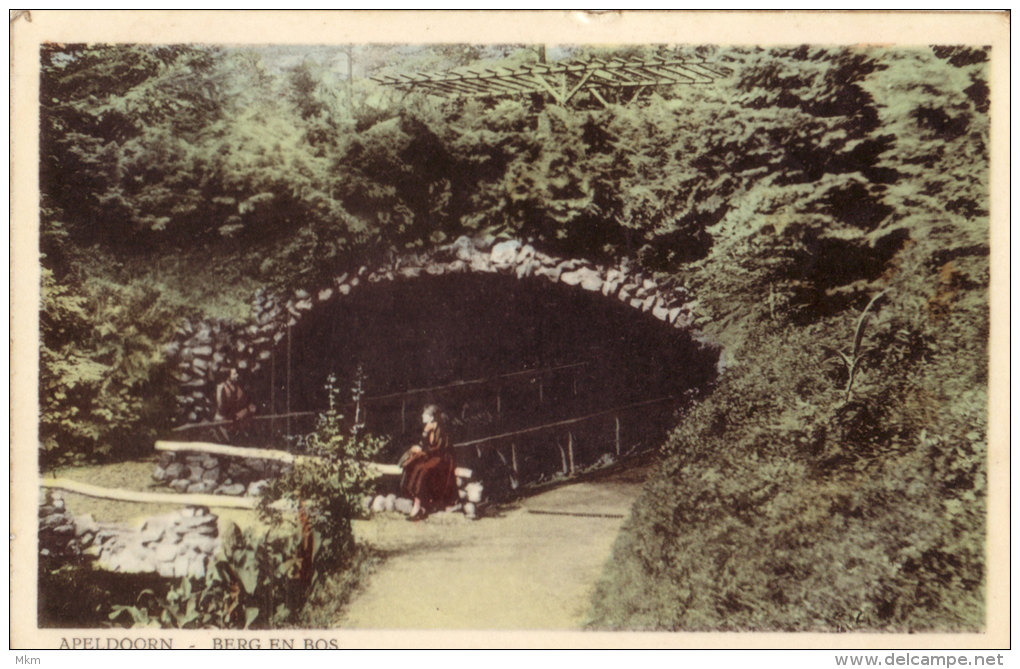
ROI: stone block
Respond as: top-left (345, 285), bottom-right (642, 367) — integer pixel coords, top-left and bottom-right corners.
top-left (465, 482), bottom-right (484, 503)
top-left (188, 531), bottom-right (219, 549)
top-left (384, 494), bottom-right (397, 512)
top-left (560, 267), bottom-right (603, 291)
top-left (394, 497), bottom-right (414, 515)
top-left (155, 542), bottom-right (179, 562)
top-left (187, 481), bottom-right (216, 495)
top-left (170, 479), bottom-right (191, 493)
top-left (75, 514), bottom-right (98, 537)
top-left (534, 264), bottom-right (562, 282)
top-left (601, 279), bottom-right (622, 297)
top-left (317, 288), bottom-right (333, 302)
top-left (490, 239), bottom-right (521, 265)
top-left (202, 468), bottom-right (221, 483)
top-left (172, 554), bottom-right (191, 578)
top-left (188, 555), bottom-right (207, 579)
top-left (370, 495), bottom-right (387, 513)
top-left (515, 259), bottom-right (536, 279)
top-left (450, 235), bottom-right (475, 261)
top-left (515, 244), bottom-right (536, 264)
top-left (469, 255), bottom-right (495, 273)
top-left (217, 483), bottom-right (246, 496)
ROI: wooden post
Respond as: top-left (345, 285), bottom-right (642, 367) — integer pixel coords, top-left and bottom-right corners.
top-left (286, 323), bottom-right (292, 438)
top-left (615, 416), bottom-right (621, 456)
top-left (567, 432), bottom-right (575, 474)
top-left (496, 385), bottom-right (502, 420)
top-left (270, 347), bottom-right (276, 436)
top-left (511, 442), bottom-right (518, 476)
top-left (558, 442), bottom-right (568, 474)
top-left (401, 399), bottom-right (407, 434)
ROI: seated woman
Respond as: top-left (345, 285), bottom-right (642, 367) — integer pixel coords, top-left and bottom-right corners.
top-left (399, 404), bottom-right (459, 520)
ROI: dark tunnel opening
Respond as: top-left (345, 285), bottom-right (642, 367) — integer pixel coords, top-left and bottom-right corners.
top-left (246, 274), bottom-right (719, 490)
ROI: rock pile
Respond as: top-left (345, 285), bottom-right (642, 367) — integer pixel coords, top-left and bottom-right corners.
top-left (165, 237), bottom-right (717, 424)
top-left (152, 451), bottom-right (284, 496)
top-left (39, 490), bottom-right (81, 558)
top-left (39, 491), bottom-right (220, 578)
top-left (89, 507), bottom-right (219, 578)
top-left (365, 478), bottom-right (485, 520)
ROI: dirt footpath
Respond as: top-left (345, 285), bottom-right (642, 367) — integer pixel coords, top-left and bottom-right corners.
top-left (341, 461), bottom-right (653, 630)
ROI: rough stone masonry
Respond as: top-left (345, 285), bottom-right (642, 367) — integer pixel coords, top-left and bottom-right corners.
top-left (165, 235), bottom-right (721, 425)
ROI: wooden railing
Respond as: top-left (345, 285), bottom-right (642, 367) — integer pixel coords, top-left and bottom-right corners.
top-left (171, 361), bottom-right (590, 439)
top-left (43, 394), bottom-right (678, 509)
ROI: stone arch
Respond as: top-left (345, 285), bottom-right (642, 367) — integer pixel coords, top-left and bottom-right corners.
top-left (167, 236), bottom-right (720, 423)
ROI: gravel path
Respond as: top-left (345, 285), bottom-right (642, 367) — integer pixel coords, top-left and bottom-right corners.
top-left (341, 461), bottom-right (653, 630)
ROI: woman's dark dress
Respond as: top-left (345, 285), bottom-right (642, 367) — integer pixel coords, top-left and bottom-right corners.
top-left (401, 421), bottom-right (459, 512)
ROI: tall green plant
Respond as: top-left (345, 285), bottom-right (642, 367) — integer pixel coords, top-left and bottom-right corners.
top-left (259, 371), bottom-right (386, 575)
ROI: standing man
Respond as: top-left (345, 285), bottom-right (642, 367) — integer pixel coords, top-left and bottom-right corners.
top-left (214, 367), bottom-right (256, 443)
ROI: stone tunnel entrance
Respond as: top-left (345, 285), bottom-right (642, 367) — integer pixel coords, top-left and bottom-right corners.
top-left (241, 272), bottom-right (718, 491)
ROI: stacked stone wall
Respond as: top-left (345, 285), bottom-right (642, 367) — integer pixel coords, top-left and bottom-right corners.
top-left (165, 236), bottom-right (721, 424)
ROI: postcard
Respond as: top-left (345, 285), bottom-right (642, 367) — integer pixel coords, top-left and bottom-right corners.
top-left (10, 9), bottom-right (1010, 655)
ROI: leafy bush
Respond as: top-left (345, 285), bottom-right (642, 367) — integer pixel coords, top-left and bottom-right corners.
top-left (39, 264), bottom-right (181, 466)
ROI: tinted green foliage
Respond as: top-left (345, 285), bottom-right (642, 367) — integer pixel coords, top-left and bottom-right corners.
top-left (39, 43), bottom-right (989, 631)
top-left (39, 263), bottom-right (180, 466)
top-left (587, 46), bottom-right (989, 632)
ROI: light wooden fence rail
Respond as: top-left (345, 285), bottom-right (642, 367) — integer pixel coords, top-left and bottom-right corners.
top-left (43, 395), bottom-right (675, 509)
